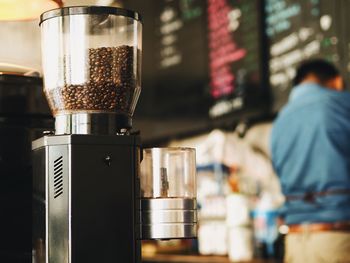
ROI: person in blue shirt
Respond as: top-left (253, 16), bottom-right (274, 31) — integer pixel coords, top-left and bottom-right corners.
top-left (271, 59), bottom-right (350, 263)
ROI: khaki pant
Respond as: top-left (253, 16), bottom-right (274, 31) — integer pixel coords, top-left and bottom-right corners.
top-left (285, 231), bottom-right (350, 263)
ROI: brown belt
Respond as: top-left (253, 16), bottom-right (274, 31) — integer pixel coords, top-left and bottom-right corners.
top-left (286, 189), bottom-right (350, 203)
top-left (288, 222), bottom-right (350, 233)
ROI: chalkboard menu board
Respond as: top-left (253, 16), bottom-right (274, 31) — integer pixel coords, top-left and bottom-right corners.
top-left (265, 0), bottom-right (344, 111)
top-left (152, 0), bottom-right (210, 117)
top-left (125, 0), bottom-right (350, 141)
top-left (126, 0), bottom-right (269, 142)
top-left (207, 0), bottom-right (268, 118)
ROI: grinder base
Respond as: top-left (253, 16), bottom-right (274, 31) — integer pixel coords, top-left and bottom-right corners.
top-left (140, 198), bottom-right (197, 240)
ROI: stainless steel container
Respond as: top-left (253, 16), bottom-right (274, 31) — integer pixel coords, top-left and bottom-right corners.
top-left (140, 147), bottom-right (197, 239)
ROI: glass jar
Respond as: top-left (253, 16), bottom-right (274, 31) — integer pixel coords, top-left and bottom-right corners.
top-left (140, 147), bottom-right (197, 239)
top-left (40, 6), bottom-right (142, 117)
top-left (140, 147), bottom-right (196, 199)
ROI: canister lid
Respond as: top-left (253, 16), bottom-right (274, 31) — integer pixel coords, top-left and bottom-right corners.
top-left (40, 6), bottom-right (142, 25)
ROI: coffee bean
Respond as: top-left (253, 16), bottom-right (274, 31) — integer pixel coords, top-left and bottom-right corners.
top-left (47, 45), bottom-right (139, 115)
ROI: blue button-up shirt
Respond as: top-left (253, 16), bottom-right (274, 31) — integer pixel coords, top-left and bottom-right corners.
top-left (271, 82), bottom-right (350, 224)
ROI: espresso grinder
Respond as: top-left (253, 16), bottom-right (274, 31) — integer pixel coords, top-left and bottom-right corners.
top-left (32, 6), bottom-right (197, 263)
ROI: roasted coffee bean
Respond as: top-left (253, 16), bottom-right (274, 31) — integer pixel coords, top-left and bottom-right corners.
top-left (47, 45), bottom-right (139, 115)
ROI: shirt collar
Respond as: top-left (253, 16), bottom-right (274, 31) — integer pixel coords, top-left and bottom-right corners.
top-left (289, 82), bottom-right (322, 102)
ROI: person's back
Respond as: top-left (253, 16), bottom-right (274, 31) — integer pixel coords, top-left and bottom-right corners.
top-left (272, 83), bottom-right (350, 223)
top-left (270, 59), bottom-right (350, 263)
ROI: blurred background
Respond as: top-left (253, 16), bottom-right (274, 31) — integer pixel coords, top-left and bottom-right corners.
top-left (0, 0), bottom-right (349, 262)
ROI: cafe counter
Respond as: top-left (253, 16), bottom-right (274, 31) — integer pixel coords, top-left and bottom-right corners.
top-left (143, 254), bottom-right (280, 263)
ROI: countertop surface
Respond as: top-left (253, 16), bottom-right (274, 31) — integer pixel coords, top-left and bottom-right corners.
top-left (142, 254), bottom-right (280, 263)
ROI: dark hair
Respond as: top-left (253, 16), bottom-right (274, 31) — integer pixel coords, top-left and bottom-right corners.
top-left (293, 59), bottom-right (340, 86)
